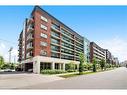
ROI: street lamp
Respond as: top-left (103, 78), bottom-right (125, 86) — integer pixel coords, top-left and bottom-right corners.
top-left (8, 47), bottom-right (13, 64)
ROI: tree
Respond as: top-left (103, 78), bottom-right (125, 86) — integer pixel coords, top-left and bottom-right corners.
top-left (79, 52), bottom-right (85, 75)
top-left (87, 63), bottom-right (93, 71)
top-left (66, 62), bottom-right (75, 72)
top-left (92, 57), bottom-right (97, 72)
top-left (99, 59), bottom-right (106, 71)
top-left (0, 55), bottom-right (4, 69)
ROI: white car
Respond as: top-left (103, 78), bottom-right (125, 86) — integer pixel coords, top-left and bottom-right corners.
top-left (4, 69), bottom-right (13, 72)
top-left (0, 70), bottom-right (4, 72)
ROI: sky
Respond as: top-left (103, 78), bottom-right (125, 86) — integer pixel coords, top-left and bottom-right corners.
top-left (0, 6), bottom-right (127, 63)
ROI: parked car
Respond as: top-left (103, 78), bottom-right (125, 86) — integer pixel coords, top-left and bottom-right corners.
top-left (28, 69), bottom-right (33, 72)
top-left (4, 69), bottom-right (12, 72)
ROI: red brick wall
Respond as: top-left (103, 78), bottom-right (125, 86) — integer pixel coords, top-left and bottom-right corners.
top-left (33, 10), bottom-right (51, 57)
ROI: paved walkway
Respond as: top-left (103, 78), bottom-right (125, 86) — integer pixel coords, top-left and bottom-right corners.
top-left (23, 67), bottom-right (127, 89)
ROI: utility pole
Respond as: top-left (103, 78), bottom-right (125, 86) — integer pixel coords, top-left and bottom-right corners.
top-left (8, 47), bottom-right (13, 64)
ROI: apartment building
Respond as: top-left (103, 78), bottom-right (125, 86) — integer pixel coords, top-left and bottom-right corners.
top-left (105, 49), bottom-right (112, 64)
top-left (90, 42), bottom-right (106, 63)
top-left (18, 6), bottom-right (84, 73)
top-left (84, 37), bottom-right (90, 63)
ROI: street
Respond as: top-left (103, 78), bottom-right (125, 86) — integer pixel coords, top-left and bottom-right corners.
top-left (24, 67), bottom-right (127, 89)
top-left (0, 67), bottom-right (127, 89)
top-left (0, 72), bottom-right (64, 89)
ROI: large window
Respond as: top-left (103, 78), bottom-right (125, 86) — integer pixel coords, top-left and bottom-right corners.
top-left (51, 23), bottom-right (60, 31)
top-left (51, 38), bottom-right (60, 44)
top-left (51, 30), bottom-right (60, 38)
top-left (41, 16), bottom-right (48, 22)
top-left (40, 33), bottom-right (47, 38)
top-left (61, 29), bottom-right (73, 38)
top-left (41, 24), bottom-right (47, 30)
top-left (51, 45), bottom-right (59, 52)
top-left (40, 42), bottom-right (47, 47)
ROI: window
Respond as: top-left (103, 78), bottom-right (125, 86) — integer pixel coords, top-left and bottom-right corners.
top-left (41, 24), bottom-right (47, 30)
top-left (40, 42), bottom-right (47, 47)
top-left (51, 23), bottom-right (60, 30)
top-left (51, 38), bottom-right (59, 44)
top-left (40, 33), bottom-right (47, 38)
top-left (41, 16), bottom-right (48, 22)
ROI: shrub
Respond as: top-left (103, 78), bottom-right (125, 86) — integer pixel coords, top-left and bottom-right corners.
top-left (87, 63), bottom-right (93, 70)
top-left (105, 64), bottom-right (110, 68)
top-left (96, 63), bottom-right (101, 70)
top-left (84, 63), bottom-right (88, 71)
top-left (65, 62), bottom-right (75, 71)
top-left (41, 69), bottom-right (67, 74)
top-left (67, 69), bottom-right (76, 72)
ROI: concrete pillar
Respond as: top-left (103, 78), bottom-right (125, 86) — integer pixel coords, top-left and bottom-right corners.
top-left (77, 64), bottom-right (79, 70)
top-left (33, 60), bottom-right (40, 74)
top-left (36, 60), bottom-right (40, 74)
top-left (33, 62), bottom-right (36, 73)
top-left (51, 62), bottom-right (55, 70)
top-left (22, 63), bottom-right (25, 72)
top-left (59, 63), bottom-right (62, 70)
top-left (63, 63), bottom-right (65, 71)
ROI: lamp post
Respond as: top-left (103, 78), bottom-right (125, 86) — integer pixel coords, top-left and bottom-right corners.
top-left (8, 47), bottom-right (13, 64)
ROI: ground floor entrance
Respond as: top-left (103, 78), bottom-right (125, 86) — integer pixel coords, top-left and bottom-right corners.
top-left (23, 62), bottom-right (33, 72)
top-left (21, 56), bottom-right (80, 74)
top-left (40, 62), bottom-right (65, 70)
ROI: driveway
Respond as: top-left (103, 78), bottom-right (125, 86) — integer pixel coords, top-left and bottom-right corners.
top-left (23, 67), bottom-right (127, 89)
top-left (0, 72), bottom-right (64, 89)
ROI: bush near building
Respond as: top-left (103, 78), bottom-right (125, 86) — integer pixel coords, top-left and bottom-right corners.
top-left (41, 69), bottom-right (67, 74)
top-left (65, 62), bottom-right (76, 72)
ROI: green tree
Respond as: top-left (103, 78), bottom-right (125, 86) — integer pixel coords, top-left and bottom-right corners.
top-left (66, 62), bottom-right (75, 72)
top-left (84, 63), bottom-right (88, 71)
top-left (99, 59), bottom-right (106, 71)
top-left (79, 52), bottom-right (85, 75)
top-left (92, 58), bottom-right (97, 72)
top-left (0, 55), bottom-right (4, 69)
top-left (87, 63), bottom-right (93, 71)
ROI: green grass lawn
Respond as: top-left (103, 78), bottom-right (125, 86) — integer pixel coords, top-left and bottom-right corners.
top-left (60, 68), bottom-right (116, 78)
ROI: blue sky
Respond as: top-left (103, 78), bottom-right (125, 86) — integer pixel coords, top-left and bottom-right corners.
top-left (0, 6), bottom-right (127, 62)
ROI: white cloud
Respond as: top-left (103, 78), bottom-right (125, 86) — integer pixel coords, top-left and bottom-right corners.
top-left (97, 37), bottom-right (127, 62)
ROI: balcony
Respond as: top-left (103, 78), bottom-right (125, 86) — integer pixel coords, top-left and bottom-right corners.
top-left (26, 54), bottom-right (33, 59)
top-left (27, 34), bottom-right (34, 41)
top-left (51, 25), bottom-right (60, 33)
top-left (26, 44), bottom-right (33, 51)
top-left (27, 18), bottom-right (34, 25)
top-left (27, 25), bottom-right (34, 34)
top-left (51, 33), bottom-right (60, 39)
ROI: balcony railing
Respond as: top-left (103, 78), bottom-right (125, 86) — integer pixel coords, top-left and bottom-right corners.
top-left (26, 44), bottom-right (33, 50)
top-left (27, 34), bottom-right (33, 41)
top-left (51, 26), bottom-right (60, 32)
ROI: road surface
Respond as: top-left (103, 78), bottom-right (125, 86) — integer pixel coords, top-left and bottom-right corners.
top-left (23, 67), bottom-right (127, 89)
top-left (0, 72), bottom-right (64, 89)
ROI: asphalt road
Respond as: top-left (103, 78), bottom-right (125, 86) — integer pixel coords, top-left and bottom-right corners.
top-left (24, 67), bottom-right (127, 89)
top-left (0, 72), bottom-right (64, 89)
